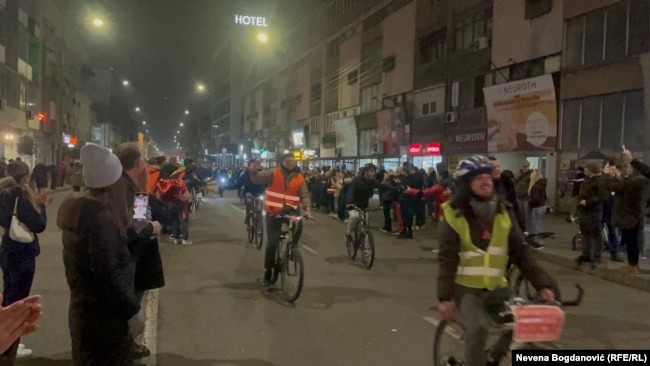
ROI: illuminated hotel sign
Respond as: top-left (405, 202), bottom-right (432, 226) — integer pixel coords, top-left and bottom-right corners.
top-left (234, 15), bottom-right (268, 27)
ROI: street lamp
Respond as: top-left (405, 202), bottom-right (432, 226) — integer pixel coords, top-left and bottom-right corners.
top-left (135, 107), bottom-right (140, 112)
top-left (122, 80), bottom-right (129, 86)
top-left (184, 110), bottom-right (189, 115)
top-left (176, 130), bottom-right (180, 134)
top-left (92, 18), bottom-right (104, 27)
top-left (257, 32), bottom-right (268, 43)
top-left (179, 122), bottom-right (184, 127)
top-left (196, 83), bottom-right (205, 92)
top-left (142, 121), bottom-right (146, 125)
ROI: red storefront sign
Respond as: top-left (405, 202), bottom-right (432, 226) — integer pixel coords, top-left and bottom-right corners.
top-left (426, 143), bottom-right (441, 155)
top-left (409, 144), bottom-right (423, 156)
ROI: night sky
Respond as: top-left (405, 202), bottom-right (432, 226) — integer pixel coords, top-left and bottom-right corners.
top-left (60, 0), bottom-right (324, 153)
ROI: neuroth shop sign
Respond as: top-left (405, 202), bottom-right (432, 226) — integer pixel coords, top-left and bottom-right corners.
top-left (234, 15), bottom-right (268, 27)
top-left (483, 74), bottom-right (557, 153)
top-left (446, 130), bottom-right (487, 155)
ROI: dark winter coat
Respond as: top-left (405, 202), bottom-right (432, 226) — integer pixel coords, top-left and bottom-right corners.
top-left (515, 170), bottom-right (533, 200)
top-left (0, 178), bottom-right (47, 259)
top-left (122, 174), bottom-right (165, 291)
top-left (529, 179), bottom-right (548, 208)
top-left (61, 195), bottom-right (139, 366)
top-left (495, 176), bottom-right (526, 231)
top-left (31, 163), bottom-right (49, 188)
top-left (606, 174), bottom-right (648, 229)
top-left (577, 174), bottom-right (610, 225)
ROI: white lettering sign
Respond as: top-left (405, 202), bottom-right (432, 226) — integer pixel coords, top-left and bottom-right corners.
top-left (234, 15), bottom-right (268, 27)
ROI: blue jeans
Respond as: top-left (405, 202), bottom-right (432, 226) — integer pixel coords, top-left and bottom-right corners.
top-left (529, 206), bottom-right (547, 241)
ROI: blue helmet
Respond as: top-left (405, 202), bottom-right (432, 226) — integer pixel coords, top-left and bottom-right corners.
top-left (453, 155), bottom-right (493, 181)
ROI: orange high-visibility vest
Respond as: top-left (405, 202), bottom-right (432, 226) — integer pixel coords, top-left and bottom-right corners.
top-left (265, 168), bottom-right (304, 214)
top-left (147, 167), bottom-right (160, 194)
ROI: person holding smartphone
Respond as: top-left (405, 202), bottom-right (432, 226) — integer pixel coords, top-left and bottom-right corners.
top-left (115, 143), bottom-right (164, 360)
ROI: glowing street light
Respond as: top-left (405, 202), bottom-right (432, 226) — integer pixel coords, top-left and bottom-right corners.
top-left (142, 121), bottom-right (146, 125)
top-left (176, 130), bottom-right (180, 134)
top-left (184, 110), bottom-right (189, 115)
top-left (135, 107), bottom-right (140, 112)
top-left (92, 18), bottom-right (104, 27)
top-left (122, 80), bottom-right (129, 86)
top-left (179, 122), bottom-right (184, 127)
top-left (257, 32), bottom-right (268, 43)
top-left (196, 83), bottom-right (205, 92)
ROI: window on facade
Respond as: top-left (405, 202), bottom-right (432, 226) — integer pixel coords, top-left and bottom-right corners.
top-left (601, 93), bottom-right (624, 149)
top-left (565, 1), bottom-right (650, 69)
top-left (565, 17), bottom-right (584, 68)
top-left (419, 29), bottom-right (447, 63)
top-left (458, 78), bottom-right (475, 109)
top-left (360, 84), bottom-right (381, 114)
top-left (628, 0), bottom-right (650, 55)
top-left (525, 0), bottom-right (552, 19)
top-left (19, 81), bottom-right (26, 110)
top-left (325, 119), bottom-right (335, 132)
top-left (310, 118), bottom-right (320, 134)
top-left (584, 10), bottom-right (605, 67)
top-left (580, 97), bottom-right (601, 150)
top-left (605, 3), bottom-right (627, 63)
top-left (623, 90), bottom-right (645, 148)
top-left (454, 8), bottom-right (492, 51)
top-left (347, 70), bottom-right (358, 84)
top-left (562, 90), bottom-right (645, 150)
top-left (310, 83), bottom-right (322, 102)
top-left (420, 102), bottom-right (437, 116)
top-left (561, 100), bottom-right (580, 150)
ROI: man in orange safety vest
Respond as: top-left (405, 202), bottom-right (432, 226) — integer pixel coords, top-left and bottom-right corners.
top-left (251, 154), bottom-right (312, 286)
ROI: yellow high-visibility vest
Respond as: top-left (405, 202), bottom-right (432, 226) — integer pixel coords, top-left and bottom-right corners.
top-left (442, 202), bottom-right (510, 290)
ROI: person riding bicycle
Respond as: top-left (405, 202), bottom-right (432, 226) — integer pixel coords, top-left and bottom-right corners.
top-left (345, 163), bottom-right (397, 243)
top-left (236, 159), bottom-right (267, 226)
top-left (250, 154), bottom-right (312, 286)
top-left (437, 155), bottom-right (556, 366)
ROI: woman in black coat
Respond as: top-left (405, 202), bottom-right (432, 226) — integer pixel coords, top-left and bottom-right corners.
top-left (58, 144), bottom-right (139, 366)
top-left (0, 161), bottom-right (51, 363)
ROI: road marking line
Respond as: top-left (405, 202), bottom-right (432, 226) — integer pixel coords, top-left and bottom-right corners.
top-left (423, 316), bottom-right (462, 340)
top-left (143, 289), bottom-right (159, 364)
top-left (230, 203), bottom-right (245, 214)
top-left (302, 244), bottom-right (319, 255)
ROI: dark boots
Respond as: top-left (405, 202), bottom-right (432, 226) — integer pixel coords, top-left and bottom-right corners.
top-left (397, 227), bottom-right (413, 240)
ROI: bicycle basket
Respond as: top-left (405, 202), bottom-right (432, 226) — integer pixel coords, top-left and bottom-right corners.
top-left (510, 304), bottom-right (565, 343)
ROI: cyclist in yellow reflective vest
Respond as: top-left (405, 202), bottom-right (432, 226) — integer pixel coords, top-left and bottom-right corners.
top-left (437, 155), bottom-right (556, 366)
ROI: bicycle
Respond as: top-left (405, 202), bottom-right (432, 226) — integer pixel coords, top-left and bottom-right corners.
top-left (345, 205), bottom-right (381, 270)
top-left (246, 194), bottom-right (265, 249)
top-left (269, 213), bottom-right (312, 303)
top-left (189, 187), bottom-right (202, 213)
top-left (433, 285), bottom-right (584, 366)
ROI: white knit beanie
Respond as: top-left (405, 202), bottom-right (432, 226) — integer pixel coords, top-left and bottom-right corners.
top-left (80, 143), bottom-right (123, 188)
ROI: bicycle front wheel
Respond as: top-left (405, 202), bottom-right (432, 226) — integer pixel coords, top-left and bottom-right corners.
top-left (433, 320), bottom-right (464, 366)
top-left (360, 231), bottom-right (375, 270)
top-left (281, 245), bottom-right (304, 303)
top-left (254, 214), bottom-right (264, 250)
top-left (346, 234), bottom-right (358, 259)
top-left (247, 219), bottom-right (254, 243)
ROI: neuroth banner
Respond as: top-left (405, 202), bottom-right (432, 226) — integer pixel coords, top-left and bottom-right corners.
top-left (483, 75), bottom-right (558, 153)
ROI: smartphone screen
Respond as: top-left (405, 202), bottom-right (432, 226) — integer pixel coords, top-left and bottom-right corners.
top-left (133, 193), bottom-right (148, 220)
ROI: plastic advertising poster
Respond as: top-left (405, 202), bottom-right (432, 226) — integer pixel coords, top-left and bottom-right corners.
top-left (511, 305), bottom-right (565, 343)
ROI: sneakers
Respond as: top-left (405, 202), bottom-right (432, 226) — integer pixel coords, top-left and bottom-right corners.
top-left (17, 344), bottom-right (32, 358)
top-left (168, 234), bottom-right (176, 241)
top-left (175, 239), bottom-right (193, 246)
top-left (380, 229), bottom-right (389, 233)
top-left (129, 341), bottom-right (151, 359)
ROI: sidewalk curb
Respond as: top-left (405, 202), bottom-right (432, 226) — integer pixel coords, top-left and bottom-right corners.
top-left (532, 250), bottom-right (650, 293)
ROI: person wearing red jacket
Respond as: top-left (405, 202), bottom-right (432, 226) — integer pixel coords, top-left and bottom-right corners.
top-left (405, 183), bottom-right (452, 221)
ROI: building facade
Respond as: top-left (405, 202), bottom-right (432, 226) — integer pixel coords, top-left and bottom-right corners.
top-left (226, 0), bottom-right (649, 210)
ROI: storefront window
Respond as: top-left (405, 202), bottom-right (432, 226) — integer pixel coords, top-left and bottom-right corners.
top-left (382, 158), bottom-right (401, 172)
top-left (412, 156), bottom-right (443, 172)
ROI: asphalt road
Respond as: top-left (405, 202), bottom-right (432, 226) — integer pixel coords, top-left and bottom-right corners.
top-left (9, 190), bottom-right (650, 365)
